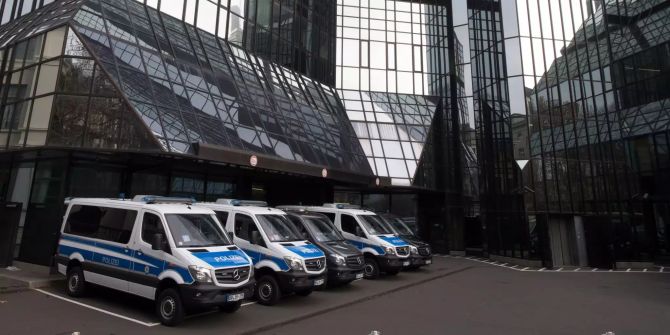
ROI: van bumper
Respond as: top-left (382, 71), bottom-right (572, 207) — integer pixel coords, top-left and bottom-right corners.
top-left (179, 280), bottom-right (255, 309)
top-left (277, 271), bottom-right (326, 293)
top-left (410, 254), bottom-right (433, 267)
top-left (327, 266), bottom-right (365, 283)
top-left (378, 255), bottom-right (411, 272)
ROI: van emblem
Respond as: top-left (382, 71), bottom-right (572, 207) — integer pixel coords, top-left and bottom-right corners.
top-left (232, 269), bottom-right (240, 281)
top-left (316, 259), bottom-right (322, 268)
top-left (357, 257), bottom-right (362, 265)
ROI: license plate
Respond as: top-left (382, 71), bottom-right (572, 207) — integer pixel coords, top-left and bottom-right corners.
top-left (355, 273), bottom-right (364, 280)
top-left (425, 260), bottom-right (432, 265)
top-left (314, 278), bottom-right (325, 286)
top-left (227, 293), bottom-right (244, 302)
top-left (403, 261), bottom-right (410, 266)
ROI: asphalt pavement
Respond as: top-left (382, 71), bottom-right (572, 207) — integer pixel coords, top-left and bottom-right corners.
top-left (1, 256), bottom-right (668, 335)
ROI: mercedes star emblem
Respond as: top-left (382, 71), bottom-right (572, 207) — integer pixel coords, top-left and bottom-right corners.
top-left (232, 269), bottom-right (240, 281)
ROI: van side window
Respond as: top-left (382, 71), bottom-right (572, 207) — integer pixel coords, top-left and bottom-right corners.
top-left (142, 213), bottom-right (166, 245)
top-left (341, 214), bottom-right (360, 236)
top-left (214, 211), bottom-right (229, 226)
top-left (65, 205), bottom-right (137, 244)
top-left (234, 213), bottom-right (258, 242)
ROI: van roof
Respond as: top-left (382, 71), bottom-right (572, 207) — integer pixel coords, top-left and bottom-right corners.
top-left (306, 206), bottom-right (376, 215)
top-left (66, 198), bottom-right (215, 215)
top-left (198, 202), bottom-right (287, 215)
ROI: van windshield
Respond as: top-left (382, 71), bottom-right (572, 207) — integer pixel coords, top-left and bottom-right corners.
top-left (357, 215), bottom-right (393, 235)
top-left (165, 214), bottom-right (232, 247)
top-left (383, 216), bottom-right (415, 236)
top-left (257, 215), bottom-right (302, 242)
top-left (304, 217), bottom-right (344, 242)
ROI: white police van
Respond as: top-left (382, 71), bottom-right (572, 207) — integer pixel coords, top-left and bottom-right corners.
top-left (54, 196), bottom-right (255, 326)
top-left (198, 199), bottom-right (326, 306)
top-left (307, 204), bottom-right (411, 279)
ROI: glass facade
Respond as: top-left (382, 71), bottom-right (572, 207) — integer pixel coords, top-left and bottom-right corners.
top-left (1, 0), bottom-right (669, 267)
top-left (36, 0), bottom-right (368, 174)
top-left (0, 0), bottom-right (59, 26)
top-left (131, 0), bottom-right (337, 85)
top-left (457, 0), bottom-right (670, 266)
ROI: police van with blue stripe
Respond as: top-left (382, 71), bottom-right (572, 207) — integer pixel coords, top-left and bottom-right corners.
top-left (198, 200), bottom-right (326, 306)
top-left (55, 196), bottom-right (255, 326)
top-left (307, 204), bottom-right (411, 279)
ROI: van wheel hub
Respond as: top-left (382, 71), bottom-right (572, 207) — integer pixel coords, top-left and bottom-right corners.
top-left (161, 297), bottom-right (176, 319)
top-left (259, 283), bottom-right (273, 300)
top-left (68, 273), bottom-right (79, 291)
top-left (364, 263), bottom-right (374, 275)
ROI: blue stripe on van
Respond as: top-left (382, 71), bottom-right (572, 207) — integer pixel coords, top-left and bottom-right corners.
top-left (58, 234), bottom-right (193, 284)
top-left (347, 240), bottom-right (386, 255)
top-left (241, 248), bottom-right (290, 271)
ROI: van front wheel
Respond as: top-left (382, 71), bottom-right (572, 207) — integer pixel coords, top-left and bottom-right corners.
top-left (255, 275), bottom-right (281, 306)
top-left (66, 266), bottom-right (86, 297)
top-left (363, 257), bottom-right (380, 279)
top-left (156, 288), bottom-right (185, 326)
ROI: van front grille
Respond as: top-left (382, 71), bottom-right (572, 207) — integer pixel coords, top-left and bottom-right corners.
top-left (305, 257), bottom-right (326, 271)
top-left (215, 266), bottom-right (250, 284)
top-left (346, 255), bottom-right (365, 269)
top-left (418, 246), bottom-right (431, 256)
top-left (396, 246), bottom-right (410, 256)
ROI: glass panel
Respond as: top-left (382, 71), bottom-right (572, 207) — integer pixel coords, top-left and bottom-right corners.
top-left (25, 95), bottom-right (54, 146)
top-left (58, 58), bottom-right (94, 94)
top-left (46, 95), bottom-right (88, 146)
top-left (42, 27), bottom-right (66, 60)
top-left (35, 60), bottom-right (59, 96)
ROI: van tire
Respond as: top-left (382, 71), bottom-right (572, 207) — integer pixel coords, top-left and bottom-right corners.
top-left (66, 266), bottom-right (86, 297)
top-left (295, 289), bottom-right (312, 297)
top-left (363, 257), bottom-right (380, 279)
top-left (156, 288), bottom-right (185, 326)
top-left (218, 301), bottom-right (242, 313)
top-left (255, 275), bottom-right (281, 306)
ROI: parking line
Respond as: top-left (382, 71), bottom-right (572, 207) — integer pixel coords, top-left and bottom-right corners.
top-left (626, 268), bottom-right (631, 272)
top-left (592, 268), bottom-right (598, 272)
top-left (556, 268), bottom-right (563, 272)
top-left (242, 301), bottom-right (256, 307)
top-left (574, 268), bottom-right (581, 272)
top-left (33, 289), bottom-right (160, 327)
top-left (661, 267), bottom-right (665, 272)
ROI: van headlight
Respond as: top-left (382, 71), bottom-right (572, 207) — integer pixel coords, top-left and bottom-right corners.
top-left (330, 254), bottom-right (346, 266)
top-left (410, 246), bottom-right (418, 255)
top-left (188, 266), bottom-right (213, 283)
top-left (283, 256), bottom-right (304, 271)
top-left (384, 246), bottom-right (396, 255)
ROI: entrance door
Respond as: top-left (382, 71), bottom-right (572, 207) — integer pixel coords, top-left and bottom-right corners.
top-left (583, 217), bottom-right (614, 268)
top-left (0, 202), bottom-right (21, 267)
top-left (547, 216), bottom-right (578, 267)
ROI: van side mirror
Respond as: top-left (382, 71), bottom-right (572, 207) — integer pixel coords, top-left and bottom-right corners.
top-left (151, 233), bottom-right (169, 253)
top-left (251, 231), bottom-right (263, 246)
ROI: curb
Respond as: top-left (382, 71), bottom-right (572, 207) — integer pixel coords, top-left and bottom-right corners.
top-left (239, 266), bottom-right (474, 335)
top-left (0, 276), bottom-right (65, 294)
